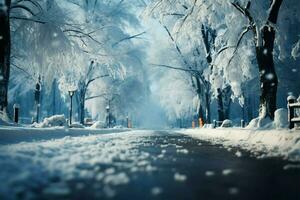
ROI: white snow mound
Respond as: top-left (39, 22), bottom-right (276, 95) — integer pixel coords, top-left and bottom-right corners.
top-left (273, 108), bottom-right (289, 129)
top-left (0, 111), bottom-right (16, 126)
top-left (247, 116), bottom-right (273, 129)
top-left (221, 119), bottom-right (233, 128)
top-left (91, 121), bottom-right (106, 129)
top-left (70, 122), bottom-right (85, 128)
top-left (34, 115), bottom-right (67, 128)
top-left (247, 108), bottom-right (289, 130)
top-left (181, 128), bottom-right (300, 161)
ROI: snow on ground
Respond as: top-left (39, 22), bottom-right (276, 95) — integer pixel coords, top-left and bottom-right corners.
top-left (0, 112), bottom-right (17, 127)
top-left (90, 121), bottom-right (106, 129)
top-left (0, 126), bottom-right (129, 144)
top-left (179, 128), bottom-right (300, 162)
top-left (32, 115), bottom-right (67, 128)
top-left (0, 130), bottom-right (156, 199)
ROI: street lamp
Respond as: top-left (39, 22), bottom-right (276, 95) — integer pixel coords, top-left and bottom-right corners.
top-left (34, 76), bottom-right (41, 123)
top-left (106, 105), bottom-right (110, 128)
top-left (68, 89), bottom-right (76, 126)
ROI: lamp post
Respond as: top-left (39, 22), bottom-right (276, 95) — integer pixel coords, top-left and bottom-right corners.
top-left (34, 76), bottom-right (41, 123)
top-left (106, 105), bottom-right (110, 128)
top-left (68, 90), bottom-right (76, 126)
top-left (126, 116), bottom-right (129, 128)
top-left (13, 104), bottom-right (20, 123)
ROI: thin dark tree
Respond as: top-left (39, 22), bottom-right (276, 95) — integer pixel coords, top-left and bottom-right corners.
top-left (159, 22), bottom-right (213, 123)
top-left (77, 61), bottom-right (109, 124)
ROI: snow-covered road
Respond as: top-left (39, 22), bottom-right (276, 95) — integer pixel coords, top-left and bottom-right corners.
top-left (0, 130), bottom-right (300, 200)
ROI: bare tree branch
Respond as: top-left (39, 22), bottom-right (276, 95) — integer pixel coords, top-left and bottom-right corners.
top-left (226, 26), bottom-right (251, 66)
top-left (159, 22), bottom-right (209, 87)
top-left (150, 63), bottom-right (201, 76)
top-left (10, 16), bottom-right (46, 24)
top-left (86, 74), bottom-right (110, 88)
top-left (63, 29), bottom-right (103, 45)
top-left (176, 0), bottom-right (201, 34)
top-left (14, 0), bottom-right (43, 12)
top-left (85, 94), bottom-right (107, 101)
top-left (85, 92), bottom-right (120, 101)
top-left (163, 13), bottom-right (185, 17)
top-left (231, 2), bottom-right (246, 15)
top-left (162, 23), bottom-right (188, 67)
top-left (268, 0), bottom-right (283, 24)
top-left (11, 63), bottom-right (34, 80)
top-left (10, 4), bottom-right (37, 16)
top-left (231, 2), bottom-right (254, 25)
top-left (112, 31), bottom-right (146, 47)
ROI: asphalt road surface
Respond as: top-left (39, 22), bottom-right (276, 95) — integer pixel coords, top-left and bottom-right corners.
top-left (1, 130), bottom-right (300, 200)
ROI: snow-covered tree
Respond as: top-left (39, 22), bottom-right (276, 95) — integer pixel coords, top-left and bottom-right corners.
top-left (146, 0), bottom-right (300, 124)
top-left (2, 0), bottom-right (147, 123)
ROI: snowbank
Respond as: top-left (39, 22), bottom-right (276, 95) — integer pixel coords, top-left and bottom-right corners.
top-left (274, 109), bottom-right (289, 129)
top-left (0, 111), bottom-right (17, 126)
top-left (70, 122), bottom-right (85, 128)
top-left (90, 121), bottom-right (106, 129)
top-left (0, 130), bottom-right (153, 199)
top-left (246, 108), bottom-right (289, 129)
top-left (0, 127), bottom-right (130, 145)
top-left (221, 119), bottom-right (233, 128)
top-left (33, 115), bottom-right (67, 128)
top-left (179, 128), bottom-right (300, 161)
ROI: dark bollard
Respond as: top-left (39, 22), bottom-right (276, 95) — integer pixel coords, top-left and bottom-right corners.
top-left (13, 104), bottom-right (20, 123)
top-left (126, 116), bottom-right (129, 128)
top-left (287, 96), bottom-right (296, 129)
top-left (213, 120), bottom-right (217, 128)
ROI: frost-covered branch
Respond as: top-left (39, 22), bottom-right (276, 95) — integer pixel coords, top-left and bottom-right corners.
top-left (176, 0), bottom-right (199, 33)
top-left (11, 63), bottom-right (34, 81)
top-left (14, 0), bottom-right (43, 12)
top-left (112, 31), bottom-right (146, 47)
top-left (161, 23), bottom-right (192, 71)
top-left (63, 29), bottom-right (103, 46)
top-left (226, 26), bottom-right (252, 67)
top-left (150, 63), bottom-right (205, 82)
top-left (10, 5), bottom-right (36, 16)
top-left (86, 75), bottom-right (109, 88)
top-left (85, 93), bottom-right (120, 101)
top-left (163, 13), bottom-right (185, 17)
top-left (268, 0), bottom-right (283, 24)
top-left (231, 1), bottom-right (253, 23)
top-left (10, 16), bottom-right (46, 24)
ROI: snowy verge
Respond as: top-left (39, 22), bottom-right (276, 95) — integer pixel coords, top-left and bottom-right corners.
top-left (0, 111), bottom-right (18, 127)
top-left (178, 128), bottom-right (300, 162)
top-left (0, 127), bottom-right (131, 145)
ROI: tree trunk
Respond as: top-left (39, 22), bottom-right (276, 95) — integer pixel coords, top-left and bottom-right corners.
top-left (195, 77), bottom-right (205, 122)
top-left (80, 100), bottom-right (85, 124)
top-left (222, 85), bottom-right (232, 119)
top-left (247, 95), bottom-right (253, 122)
top-left (231, 0), bottom-right (282, 120)
top-left (217, 88), bottom-right (224, 121)
top-left (256, 26), bottom-right (278, 119)
top-left (52, 79), bottom-right (56, 115)
top-left (224, 102), bottom-right (231, 119)
top-left (205, 86), bottom-right (211, 124)
top-left (79, 88), bottom-right (86, 124)
top-left (200, 25), bottom-right (215, 124)
top-left (255, 0), bottom-right (282, 119)
top-left (0, 0), bottom-right (11, 111)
